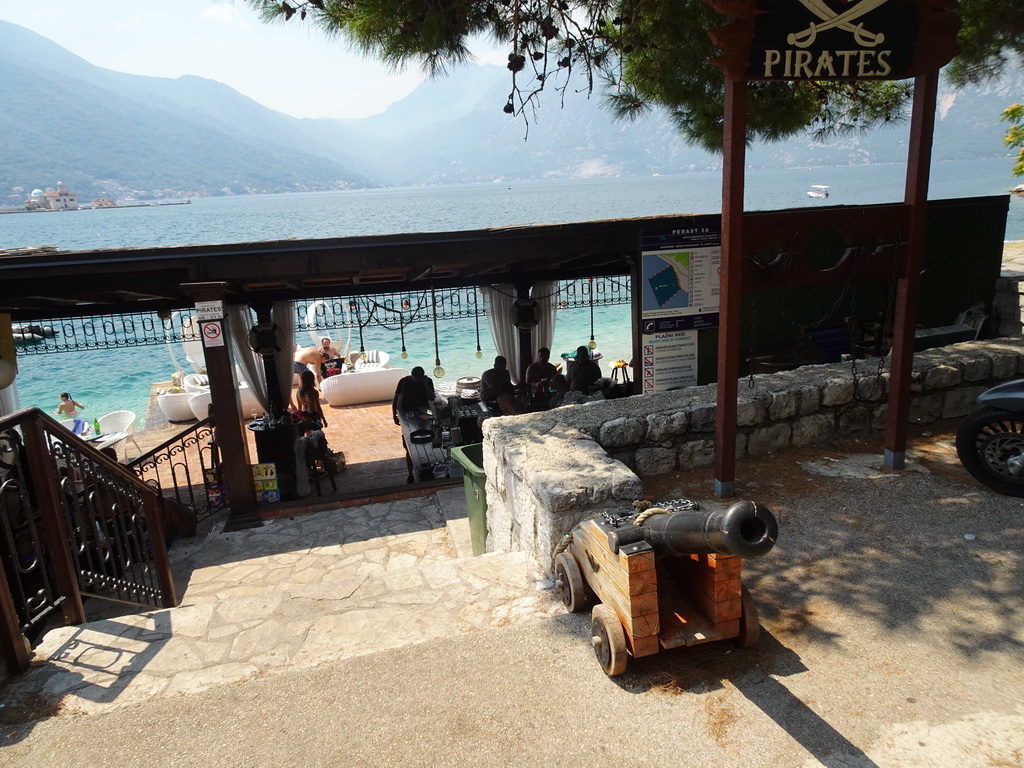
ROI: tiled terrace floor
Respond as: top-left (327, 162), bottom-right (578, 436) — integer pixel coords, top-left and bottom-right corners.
top-left (135, 383), bottom-right (457, 511)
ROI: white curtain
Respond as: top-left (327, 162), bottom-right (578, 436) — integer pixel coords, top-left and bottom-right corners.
top-left (228, 304), bottom-right (270, 413)
top-left (0, 380), bottom-right (20, 418)
top-left (481, 285), bottom-right (520, 384)
top-left (272, 301), bottom-right (296, 412)
top-left (530, 280), bottom-right (557, 361)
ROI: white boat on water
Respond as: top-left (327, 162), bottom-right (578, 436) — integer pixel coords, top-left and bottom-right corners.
top-left (808, 184), bottom-right (830, 199)
top-left (12, 323), bottom-right (56, 345)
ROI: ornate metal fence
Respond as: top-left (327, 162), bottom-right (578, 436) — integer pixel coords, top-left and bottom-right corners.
top-left (14, 277), bottom-right (631, 356)
top-left (128, 417), bottom-right (224, 526)
top-left (0, 409), bottom-right (176, 674)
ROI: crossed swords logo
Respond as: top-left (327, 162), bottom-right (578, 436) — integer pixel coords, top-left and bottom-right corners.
top-left (788, 0), bottom-right (889, 48)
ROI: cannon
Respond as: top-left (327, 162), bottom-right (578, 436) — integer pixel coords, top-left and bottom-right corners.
top-left (553, 499), bottom-right (778, 676)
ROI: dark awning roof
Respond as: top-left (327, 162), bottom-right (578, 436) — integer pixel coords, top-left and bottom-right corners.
top-left (0, 214), bottom-right (698, 320)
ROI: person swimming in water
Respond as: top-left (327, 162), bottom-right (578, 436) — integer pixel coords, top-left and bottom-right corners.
top-left (56, 392), bottom-right (85, 418)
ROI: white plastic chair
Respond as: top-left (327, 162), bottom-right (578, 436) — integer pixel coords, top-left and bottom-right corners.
top-left (96, 410), bottom-right (142, 456)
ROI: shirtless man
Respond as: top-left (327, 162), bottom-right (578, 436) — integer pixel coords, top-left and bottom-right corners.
top-left (294, 346), bottom-right (329, 385)
top-left (320, 337), bottom-right (341, 359)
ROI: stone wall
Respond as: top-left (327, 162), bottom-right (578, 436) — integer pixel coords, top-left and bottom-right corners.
top-left (481, 337), bottom-right (1024, 573)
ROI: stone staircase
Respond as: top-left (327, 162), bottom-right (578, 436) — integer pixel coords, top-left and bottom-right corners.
top-left (1, 488), bottom-right (560, 720)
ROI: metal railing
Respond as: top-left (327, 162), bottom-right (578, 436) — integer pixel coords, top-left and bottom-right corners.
top-left (15, 277), bottom-right (632, 356)
top-left (0, 408), bottom-right (176, 675)
top-left (128, 417), bottom-right (225, 527)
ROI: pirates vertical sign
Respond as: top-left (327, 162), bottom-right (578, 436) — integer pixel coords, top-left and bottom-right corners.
top-left (707, 0), bottom-right (959, 82)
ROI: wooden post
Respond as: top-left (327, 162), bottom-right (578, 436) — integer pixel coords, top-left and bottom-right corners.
top-left (714, 78), bottom-right (747, 498)
top-left (181, 283), bottom-right (257, 520)
top-left (141, 491), bottom-right (178, 608)
top-left (884, 72), bottom-right (940, 469)
top-left (0, 550), bottom-right (30, 674)
top-left (21, 417), bottom-right (85, 626)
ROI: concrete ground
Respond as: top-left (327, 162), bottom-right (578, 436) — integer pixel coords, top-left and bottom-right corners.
top-left (1, 422), bottom-right (1022, 767)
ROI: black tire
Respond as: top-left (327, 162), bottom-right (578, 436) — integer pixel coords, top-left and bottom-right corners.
top-left (554, 552), bottom-right (591, 613)
top-left (591, 604), bottom-right (628, 676)
top-left (955, 406), bottom-right (1024, 496)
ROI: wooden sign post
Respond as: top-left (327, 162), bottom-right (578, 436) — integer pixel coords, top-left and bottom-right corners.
top-left (706, 0), bottom-right (960, 494)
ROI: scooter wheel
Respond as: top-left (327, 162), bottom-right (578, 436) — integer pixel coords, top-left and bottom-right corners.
top-left (955, 406), bottom-right (1024, 496)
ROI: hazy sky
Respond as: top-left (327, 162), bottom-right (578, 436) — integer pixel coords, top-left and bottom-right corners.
top-left (0, 0), bottom-right (502, 119)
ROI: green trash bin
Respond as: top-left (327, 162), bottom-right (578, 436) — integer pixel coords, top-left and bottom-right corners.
top-left (451, 443), bottom-right (487, 556)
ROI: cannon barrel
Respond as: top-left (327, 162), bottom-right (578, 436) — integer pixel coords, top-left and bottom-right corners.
top-left (609, 501), bottom-right (778, 559)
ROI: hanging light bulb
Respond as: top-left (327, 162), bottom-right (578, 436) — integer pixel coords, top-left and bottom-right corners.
top-left (588, 277), bottom-right (598, 351)
top-left (399, 313), bottom-right (409, 359)
top-left (431, 279), bottom-right (444, 378)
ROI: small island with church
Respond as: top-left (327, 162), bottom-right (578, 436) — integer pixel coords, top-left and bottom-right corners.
top-left (0, 180), bottom-right (190, 213)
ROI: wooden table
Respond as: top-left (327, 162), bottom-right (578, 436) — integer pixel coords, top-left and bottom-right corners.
top-left (83, 431), bottom-right (128, 453)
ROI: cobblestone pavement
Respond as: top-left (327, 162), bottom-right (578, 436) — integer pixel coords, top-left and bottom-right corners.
top-left (1, 487), bottom-right (561, 718)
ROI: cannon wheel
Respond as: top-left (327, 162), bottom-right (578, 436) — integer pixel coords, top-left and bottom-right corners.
top-left (734, 585), bottom-right (761, 648)
top-left (591, 604), bottom-right (628, 676)
top-left (554, 552), bottom-right (591, 613)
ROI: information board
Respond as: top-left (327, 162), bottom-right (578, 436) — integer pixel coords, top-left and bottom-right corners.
top-left (640, 224), bottom-right (722, 391)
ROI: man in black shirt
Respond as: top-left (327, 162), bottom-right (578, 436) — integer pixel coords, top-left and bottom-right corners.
top-left (392, 366), bottom-right (435, 424)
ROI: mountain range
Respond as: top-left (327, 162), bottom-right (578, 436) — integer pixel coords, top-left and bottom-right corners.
top-left (0, 19), bottom-right (1018, 201)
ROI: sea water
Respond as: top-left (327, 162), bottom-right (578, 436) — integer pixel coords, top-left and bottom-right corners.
top-left (5, 159), bottom-right (1022, 424)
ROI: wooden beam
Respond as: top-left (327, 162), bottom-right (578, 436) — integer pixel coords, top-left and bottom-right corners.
top-left (714, 78), bottom-right (747, 498)
top-left (885, 71), bottom-right (940, 469)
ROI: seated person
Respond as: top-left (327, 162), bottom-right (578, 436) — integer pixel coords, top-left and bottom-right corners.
top-left (567, 345), bottom-right (602, 393)
top-left (318, 337), bottom-right (345, 377)
top-left (319, 337), bottom-right (341, 359)
top-left (294, 369), bottom-right (328, 429)
top-left (392, 366), bottom-right (436, 424)
top-left (525, 347), bottom-right (559, 391)
top-left (493, 385), bottom-right (522, 416)
top-left (480, 355), bottom-right (513, 404)
top-left (546, 374), bottom-right (571, 409)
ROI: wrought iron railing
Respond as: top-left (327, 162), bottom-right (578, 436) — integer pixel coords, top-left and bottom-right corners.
top-left (128, 417), bottom-right (224, 525)
top-left (0, 408), bottom-right (176, 674)
top-left (15, 277), bottom-right (632, 356)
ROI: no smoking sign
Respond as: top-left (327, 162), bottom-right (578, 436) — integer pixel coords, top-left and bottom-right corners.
top-left (201, 320), bottom-right (225, 347)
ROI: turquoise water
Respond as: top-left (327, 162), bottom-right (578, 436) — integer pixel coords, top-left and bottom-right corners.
top-left (13, 303), bottom-right (633, 426)
top-left (6, 159), bottom-right (1022, 423)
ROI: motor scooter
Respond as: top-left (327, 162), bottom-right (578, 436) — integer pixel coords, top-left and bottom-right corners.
top-left (955, 378), bottom-right (1024, 496)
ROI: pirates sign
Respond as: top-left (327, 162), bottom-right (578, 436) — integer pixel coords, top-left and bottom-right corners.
top-left (707, 0), bottom-right (959, 81)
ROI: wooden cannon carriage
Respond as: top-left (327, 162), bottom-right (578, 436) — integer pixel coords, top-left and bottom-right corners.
top-left (553, 500), bottom-right (778, 676)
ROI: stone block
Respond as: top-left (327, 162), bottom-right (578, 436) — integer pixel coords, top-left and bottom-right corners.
top-left (923, 364), bottom-right (961, 391)
top-left (747, 422), bottom-right (792, 456)
top-left (768, 390), bottom-right (799, 420)
top-left (689, 403), bottom-right (717, 432)
top-left (870, 403), bottom-right (888, 431)
top-left (645, 411), bottom-right (689, 442)
top-left (908, 393), bottom-right (943, 424)
top-left (837, 404), bottom-right (871, 437)
top-left (634, 446), bottom-right (677, 476)
top-left (736, 398), bottom-right (766, 426)
top-left (821, 377), bottom-right (854, 407)
top-left (798, 385), bottom-right (821, 415)
top-left (956, 354), bottom-right (992, 382)
top-left (990, 351), bottom-right (1018, 380)
top-left (599, 416), bottom-right (645, 448)
top-left (854, 373), bottom-right (885, 402)
top-left (942, 386), bottom-right (986, 419)
top-left (792, 413), bottom-right (835, 446)
top-left (678, 438), bottom-right (715, 468)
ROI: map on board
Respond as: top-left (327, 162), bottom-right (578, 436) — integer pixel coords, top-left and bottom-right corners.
top-left (647, 252), bottom-right (692, 309)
